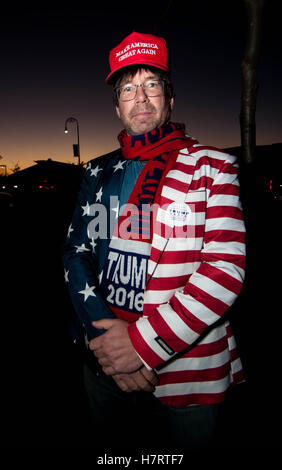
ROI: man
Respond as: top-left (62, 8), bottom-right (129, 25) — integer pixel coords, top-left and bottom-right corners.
top-left (63, 32), bottom-right (246, 450)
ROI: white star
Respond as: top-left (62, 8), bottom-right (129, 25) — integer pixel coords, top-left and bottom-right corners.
top-left (75, 243), bottom-right (91, 253)
top-left (67, 224), bottom-right (74, 238)
top-left (86, 162), bottom-right (92, 171)
top-left (113, 160), bottom-right (126, 172)
top-left (90, 239), bottom-right (97, 252)
top-left (96, 187), bottom-right (103, 202)
top-left (82, 201), bottom-right (91, 216)
top-left (64, 269), bottom-right (69, 283)
top-left (111, 202), bottom-right (120, 219)
top-left (78, 282), bottom-right (96, 301)
top-left (90, 165), bottom-right (102, 177)
top-left (98, 270), bottom-right (103, 284)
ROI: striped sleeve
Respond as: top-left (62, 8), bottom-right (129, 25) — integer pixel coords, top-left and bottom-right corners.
top-left (128, 157), bottom-right (246, 370)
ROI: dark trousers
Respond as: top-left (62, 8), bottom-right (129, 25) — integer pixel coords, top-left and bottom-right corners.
top-left (83, 362), bottom-right (224, 451)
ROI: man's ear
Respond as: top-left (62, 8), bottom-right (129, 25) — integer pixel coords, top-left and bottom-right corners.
top-left (170, 97), bottom-right (175, 111)
top-left (115, 106), bottom-right (121, 119)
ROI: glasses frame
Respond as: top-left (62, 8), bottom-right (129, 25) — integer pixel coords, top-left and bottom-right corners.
top-left (115, 79), bottom-right (164, 102)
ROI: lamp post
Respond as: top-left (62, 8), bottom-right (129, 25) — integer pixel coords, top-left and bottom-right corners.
top-left (64, 117), bottom-right (81, 165)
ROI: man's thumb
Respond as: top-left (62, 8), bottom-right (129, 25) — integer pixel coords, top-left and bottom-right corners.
top-left (92, 319), bottom-right (116, 330)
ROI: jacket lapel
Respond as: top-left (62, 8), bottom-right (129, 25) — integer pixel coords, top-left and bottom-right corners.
top-left (148, 150), bottom-right (197, 276)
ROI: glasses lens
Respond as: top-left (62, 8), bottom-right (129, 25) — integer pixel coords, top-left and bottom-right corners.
top-left (118, 80), bottom-right (163, 101)
top-left (143, 80), bottom-right (163, 97)
top-left (119, 84), bottom-right (136, 101)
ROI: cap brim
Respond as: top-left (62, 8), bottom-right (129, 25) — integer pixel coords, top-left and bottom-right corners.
top-left (106, 61), bottom-right (169, 85)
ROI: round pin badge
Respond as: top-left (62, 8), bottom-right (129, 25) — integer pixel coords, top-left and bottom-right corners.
top-left (166, 202), bottom-right (192, 226)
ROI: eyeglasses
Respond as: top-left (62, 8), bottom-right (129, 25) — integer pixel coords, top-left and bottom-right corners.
top-left (116, 79), bottom-right (164, 102)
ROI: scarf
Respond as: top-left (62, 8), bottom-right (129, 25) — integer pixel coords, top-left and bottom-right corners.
top-left (100, 122), bottom-right (196, 321)
top-left (117, 122), bottom-right (195, 241)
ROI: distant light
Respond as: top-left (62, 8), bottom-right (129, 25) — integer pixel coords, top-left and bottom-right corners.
top-left (39, 185), bottom-right (43, 189)
top-left (2, 185), bottom-right (6, 189)
top-left (13, 185), bottom-right (18, 189)
top-left (64, 129), bottom-right (68, 134)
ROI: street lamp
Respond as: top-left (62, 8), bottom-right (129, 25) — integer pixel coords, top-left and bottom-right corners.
top-left (64, 117), bottom-right (81, 165)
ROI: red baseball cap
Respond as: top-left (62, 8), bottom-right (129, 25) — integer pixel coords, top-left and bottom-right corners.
top-left (106, 31), bottom-right (169, 84)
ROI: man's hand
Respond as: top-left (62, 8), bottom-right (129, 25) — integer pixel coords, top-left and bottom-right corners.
top-left (89, 318), bottom-right (143, 374)
top-left (113, 367), bottom-right (159, 393)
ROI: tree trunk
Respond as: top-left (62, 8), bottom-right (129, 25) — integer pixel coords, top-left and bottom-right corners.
top-left (240, 0), bottom-right (264, 164)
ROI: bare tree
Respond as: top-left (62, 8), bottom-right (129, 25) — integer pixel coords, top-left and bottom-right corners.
top-left (240, 0), bottom-right (265, 164)
top-left (10, 162), bottom-right (21, 173)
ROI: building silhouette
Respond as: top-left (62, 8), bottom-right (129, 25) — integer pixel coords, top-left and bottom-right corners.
top-left (2, 158), bottom-right (85, 193)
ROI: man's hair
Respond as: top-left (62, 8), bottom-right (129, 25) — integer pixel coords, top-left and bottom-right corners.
top-left (112, 65), bottom-right (175, 107)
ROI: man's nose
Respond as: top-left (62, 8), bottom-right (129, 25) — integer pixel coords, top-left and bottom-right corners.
top-left (135, 84), bottom-right (148, 102)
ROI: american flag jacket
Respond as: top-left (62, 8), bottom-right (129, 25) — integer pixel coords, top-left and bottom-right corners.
top-left (63, 142), bottom-right (246, 407)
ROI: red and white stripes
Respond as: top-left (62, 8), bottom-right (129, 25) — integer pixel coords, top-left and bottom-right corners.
top-left (128, 144), bottom-right (246, 406)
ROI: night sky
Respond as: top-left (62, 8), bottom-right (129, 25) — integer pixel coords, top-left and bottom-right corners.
top-left (1, 3), bottom-right (281, 450)
top-left (1, 1), bottom-right (281, 171)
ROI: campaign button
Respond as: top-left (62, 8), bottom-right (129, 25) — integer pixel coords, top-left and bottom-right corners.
top-left (165, 202), bottom-right (192, 226)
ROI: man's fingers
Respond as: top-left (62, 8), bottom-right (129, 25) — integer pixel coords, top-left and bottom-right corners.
top-left (133, 371), bottom-right (155, 392)
top-left (102, 365), bottom-right (116, 375)
top-left (113, 375), bottom-right (131, 393)
top-left (113, 374), bottom-right (139, 393)
top-left (139, 366), bottom-right (159, 386)
top-left (89, 337), bottom-right (101, 351)
top-left (112, 371), bottom-right (156, 393)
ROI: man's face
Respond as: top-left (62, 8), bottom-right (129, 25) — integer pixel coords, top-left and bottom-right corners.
top-left (115, 69), bottom-right (174, 135)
